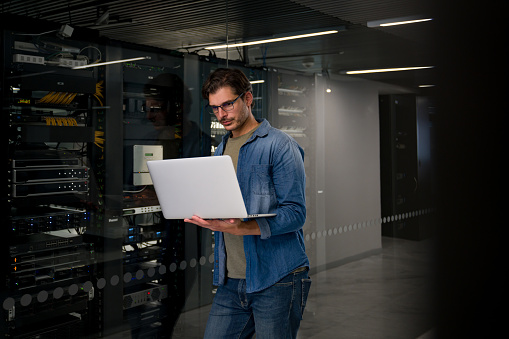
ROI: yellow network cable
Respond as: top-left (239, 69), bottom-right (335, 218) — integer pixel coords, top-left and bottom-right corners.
top-left (39, 91), bottom-right (78, 105)
top-left (39, 91), bottom-right (55, 103)
top-left (66, 93), bottom-right (77, 105)
top-left (53, 92), bottom-right (65, 105)
top-left (95, 130), bottom-right (105, 149)
top-left (44, 117), bottom-right (78, 126)
top-left (94, 81), bottom-right (104, 106)
top-left (47, 92), bottom-right (59, 103)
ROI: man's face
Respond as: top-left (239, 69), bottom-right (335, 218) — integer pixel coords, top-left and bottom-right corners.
top-left (146, 98), bottom-right (182, 130)
top-left (146, 98), bottom-right (168, 130)
top-left (208, 86), bottom-right (252, 137)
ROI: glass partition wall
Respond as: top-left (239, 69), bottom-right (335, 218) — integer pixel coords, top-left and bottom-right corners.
top-left (1, 4), bottom-right (437, 338)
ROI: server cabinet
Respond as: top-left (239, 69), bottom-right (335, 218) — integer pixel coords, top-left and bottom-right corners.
top-left (117, 49), bottom-right (221, 337)
top-left (379, 94), bottom-right (434, 240)
top-left (0, 24), bottom-right (211, 338)
top-left (268, 70), bottom-right (316, 231)
top-left (119, 50), bottom-right (185, 337)
top-left (2, 26), bottom-right (99, 338)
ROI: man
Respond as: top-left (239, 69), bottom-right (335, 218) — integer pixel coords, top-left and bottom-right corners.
top-left (184, 68), bottom-right (310, 339)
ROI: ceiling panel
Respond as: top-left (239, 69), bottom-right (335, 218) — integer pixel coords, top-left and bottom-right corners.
top-left (1, 0), bottom-right (436, 89)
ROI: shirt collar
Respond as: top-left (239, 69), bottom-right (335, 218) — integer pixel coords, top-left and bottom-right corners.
top-left (222, 118), bottom-right (270, 143)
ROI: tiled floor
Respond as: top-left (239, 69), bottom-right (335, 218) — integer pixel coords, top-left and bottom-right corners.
top-left (172, 237), bottom-right (436, 338)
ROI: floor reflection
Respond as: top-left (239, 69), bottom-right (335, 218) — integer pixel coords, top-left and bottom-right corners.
top-left (172, 237), bottom-right (435, 339)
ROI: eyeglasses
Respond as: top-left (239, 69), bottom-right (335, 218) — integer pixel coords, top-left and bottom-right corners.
top-left (205, 92), bottom-right (245, 115)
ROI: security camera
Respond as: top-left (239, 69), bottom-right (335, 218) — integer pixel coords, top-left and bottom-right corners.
top-left (57, 24), bottom-right (74, 39)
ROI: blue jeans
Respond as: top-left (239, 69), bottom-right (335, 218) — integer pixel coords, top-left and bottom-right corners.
top-left (204, 269), bottom-right (311, 339)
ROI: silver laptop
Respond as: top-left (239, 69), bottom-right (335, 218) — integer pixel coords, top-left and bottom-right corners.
top-left (147, 156), bottom-right (276, 220)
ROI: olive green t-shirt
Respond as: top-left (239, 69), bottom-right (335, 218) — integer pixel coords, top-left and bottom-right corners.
top-left (222, 125), bottom-right (259, 279)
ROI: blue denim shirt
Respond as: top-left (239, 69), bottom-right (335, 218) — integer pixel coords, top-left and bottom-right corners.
top-left (213, 119), bottom-right (309, 293)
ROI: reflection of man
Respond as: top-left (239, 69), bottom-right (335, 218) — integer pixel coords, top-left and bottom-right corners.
top-left (146, 98), bottom-right (180, 131)
top-left (123, 73), bottom-right (186, 204)
top-left (144, 73), bottom-right (213, 158)
top-left (143, 73), bottom-right (184, 159)
top-left (138, 73), bottom-right (213, 336)
top-left (185, 68), bottom-right (311, 338)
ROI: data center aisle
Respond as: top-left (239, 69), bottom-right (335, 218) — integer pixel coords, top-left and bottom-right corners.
top-left (172, 237), bottom-right (436, 339)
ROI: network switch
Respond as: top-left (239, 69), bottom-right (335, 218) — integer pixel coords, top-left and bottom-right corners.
top-left (13, 180), bottom-right (88, 197)
top-left (9, 231), bottom-right (83, 255)
top-left (12, 157), bottom-right (81, 168)
top-left (11, 209), bottom-right (88, 232)
top-left (9, 243), bottom-right (94, 289)
top-left (123, 283), bottom-right (168, 310)
top-left (13, 167), bottom-right (88, 183)
top-left (123, 205), bottom-right (162, 215)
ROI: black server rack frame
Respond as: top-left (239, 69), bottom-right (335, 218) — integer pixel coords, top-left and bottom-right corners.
top-left (379, 94), bottom-right (435, 240)
top-left (119, 50), bottom-right (188, 337)
top-left (2, 25), bottom-right (101, 338)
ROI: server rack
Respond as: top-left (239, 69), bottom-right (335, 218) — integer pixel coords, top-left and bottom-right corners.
top-left (2, 26), bottom-right (99, 337)
top-left (120, 50), bottom-right (185, 337)
top-left (268, 69), bottom-right (316, 231)
top-left (100, 47), bottom-right (217, 337)
top-left (379, 94), bottom-right (434, 240)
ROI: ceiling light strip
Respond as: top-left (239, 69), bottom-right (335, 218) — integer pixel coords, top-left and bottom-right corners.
top-left (204, 30), bottom-right (339, 50)
top-left (380, 18), bottom-right (432, 27)
top-left (345, 66), bottom-right (434, 75)
top-left (367, 16), bottom-right (433, 28)
top-left (72, 56), bottom-right (150, 69)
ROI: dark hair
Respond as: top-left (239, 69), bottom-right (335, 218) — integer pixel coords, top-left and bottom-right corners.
top-left (201, 68), bottom-right (253, 106)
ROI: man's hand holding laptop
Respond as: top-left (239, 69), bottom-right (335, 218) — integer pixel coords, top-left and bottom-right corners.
top-left (184, 216), bottom-right (261, 236)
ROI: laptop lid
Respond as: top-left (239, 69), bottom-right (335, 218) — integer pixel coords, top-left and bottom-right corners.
top-left (147, 156), bottom-right (275, 220)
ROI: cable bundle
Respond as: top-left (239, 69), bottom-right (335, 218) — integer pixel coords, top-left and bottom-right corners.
top-left (45, 117), bottom-right (78, 126)
top-left (38, 92), bottom-right (77, 105)
top-left (94, 81), bottom-right (104, 106)
top-left (95, 130), bottom-right (105, 149)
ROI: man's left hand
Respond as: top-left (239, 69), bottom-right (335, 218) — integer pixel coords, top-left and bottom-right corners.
top-left (184, 216), bottom-right (261, 235)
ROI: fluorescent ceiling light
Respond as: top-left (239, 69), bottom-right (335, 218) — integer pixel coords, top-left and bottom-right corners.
top-left (345, 66), bottom-right (434, 75)
top-left (380, 18), bottom-right (432, 26)
top-left (367, 16), bottom-right (433, 28)
top-left (72, 56), bottom-right (149, 69)
top-left (250, 80), bottom-right (265, 84)
top-left (419, 84), bottom-right (435, 88)
top-left (204, 30), bottom-right (339, 50)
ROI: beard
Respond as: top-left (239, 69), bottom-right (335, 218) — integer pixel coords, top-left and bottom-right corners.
top-left (220, 103), bottom-right (250, 133)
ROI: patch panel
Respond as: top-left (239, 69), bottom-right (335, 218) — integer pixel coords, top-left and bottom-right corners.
top-left (123, 205), bottom-right (162, 216)
top-left (10, 210), bottom-right (89, 235)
